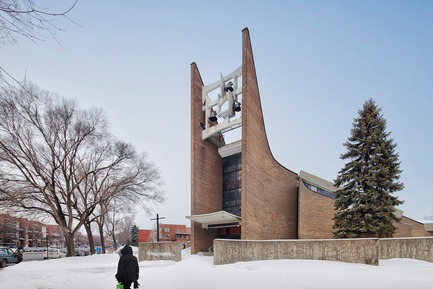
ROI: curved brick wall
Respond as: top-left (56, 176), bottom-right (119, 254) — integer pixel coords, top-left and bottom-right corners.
top-left (241, 28), bottom-right (298, 240)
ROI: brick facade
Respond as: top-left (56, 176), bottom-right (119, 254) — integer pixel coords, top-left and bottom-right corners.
top-left (159, 224), bottom-right (191, 242)
top-left (394, 216), bottom-right (433, 237)
top-left (241, 28), bottom-right (298, 240)
top-left (297, 186), bottom-right (431, 239)
top-left (298, 181), bottom-right (335, 239)
top-left (189, 28), bottom-right (432, 253)
top-left (138, 229), bottom-right (156, 243)
top-left (0, 214), bottom-right (63, 247)
top-left (191, 62), bottom-right (221, 253)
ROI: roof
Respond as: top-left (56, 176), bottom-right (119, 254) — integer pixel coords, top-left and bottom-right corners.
top-left (186, 211), bottom-right (241, 229)
top-left (299, 170), bottom-right (337, 193)
top-left (424, 223), bottom-right (433, 232)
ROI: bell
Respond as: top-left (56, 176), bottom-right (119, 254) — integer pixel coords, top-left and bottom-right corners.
top-left (234, 101), bottom-right (241, 112)
top-left (209, 110), bottom-right (218, 122)
top-left (225, 81), bottom-right (234, 92)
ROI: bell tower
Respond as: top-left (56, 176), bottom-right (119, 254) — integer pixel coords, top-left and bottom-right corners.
top-left (189, 28), bottom-right (299, 254)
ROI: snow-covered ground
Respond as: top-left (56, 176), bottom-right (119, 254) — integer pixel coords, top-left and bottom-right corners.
top-left (1, 247), bottom-right (432, 289)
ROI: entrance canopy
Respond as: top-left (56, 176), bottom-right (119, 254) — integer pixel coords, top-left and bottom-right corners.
top-left (186, 211), bottom-right (241, 229)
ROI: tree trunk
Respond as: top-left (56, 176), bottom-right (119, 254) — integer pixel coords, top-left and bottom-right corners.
top-left (84, 222), bottom-right (95, 255)
top-left (112, 229), bottom-right (118, 250)
top-left (98, 223), bottom-right (106, 254)
top-left (64, 231), bottom-right (76, 257)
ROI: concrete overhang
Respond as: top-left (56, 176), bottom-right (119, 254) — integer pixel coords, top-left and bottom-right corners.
top-left (394, 208), bottom-right (403, 219)
top-left (218, 140), bottom-right (242, 158)
top-left (424, 223), bottom-right (433, 232)
top-left (186, 211), bottom-right (241, 229)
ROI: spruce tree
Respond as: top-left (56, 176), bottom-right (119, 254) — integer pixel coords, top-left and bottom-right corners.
top-left (333, 99), bottom-right (404, 238)
top-left (131, 225), bottom-right (139, 246)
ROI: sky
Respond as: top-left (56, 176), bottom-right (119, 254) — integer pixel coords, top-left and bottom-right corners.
top-left (1, 248), bottom-right (433, 288)
top-left (1, 1), bottom-right (433, 229)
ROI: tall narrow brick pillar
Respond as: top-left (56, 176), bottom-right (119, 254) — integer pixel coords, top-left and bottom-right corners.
top-left (190, 63), bottom-right (223, 254)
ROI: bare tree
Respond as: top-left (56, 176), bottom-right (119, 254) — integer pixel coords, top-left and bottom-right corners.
top-left (91, 196), bottom-right (134, 254)
top-left (104, 202), bottom-right (122, 250)
top-left (0, 82), bottom-right (107, 255)
top-left (0, 1), bottom-right (79, 90)
top-left (116, 215), bottom-right (135, 246)
top-left (103, 199), bottom-right (134, 251)
top-left (93, 201), bottom-right (110, 253)
top-left (0, 0), bottom-right (78, 46)
top-left (76, 140), bottom-right (164, 254)
top-left (72, 138), bottom-right (137, 255)
top-left (0, 82), bottom-right (164, 256)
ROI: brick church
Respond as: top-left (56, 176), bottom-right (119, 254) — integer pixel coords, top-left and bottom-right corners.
top-left (187, 28), bottom-right (432, 254)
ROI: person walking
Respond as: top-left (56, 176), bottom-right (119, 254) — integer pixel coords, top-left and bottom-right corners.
top-left (115, 245), bottom-right (140, 289)
top-left (16, 244), bottom-right (23, 263)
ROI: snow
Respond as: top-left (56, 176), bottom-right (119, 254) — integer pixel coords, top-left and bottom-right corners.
top-left (1, 248), bottom-right (433, 289)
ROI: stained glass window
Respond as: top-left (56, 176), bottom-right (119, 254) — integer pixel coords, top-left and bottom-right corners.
top-left (222, 153), bottom-right (242, 216)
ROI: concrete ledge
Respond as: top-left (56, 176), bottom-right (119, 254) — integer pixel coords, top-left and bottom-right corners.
top-left (138, 242), bottom-right (181, 262)
top-left (379, 237), bottom-right (433, 262)
top-left (213, 238), bottom-right (379, 265)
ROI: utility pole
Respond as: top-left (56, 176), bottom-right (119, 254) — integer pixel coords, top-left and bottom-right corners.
top-left (150, 214), bottom-right (165, 242)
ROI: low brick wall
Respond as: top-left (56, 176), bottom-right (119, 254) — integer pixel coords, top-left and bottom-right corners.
top-left (379, 237), bottom-right (433, 262)
top-left (213, 238), bottom-right (379, 265)
top-left (138, 242), bottom-right (181, 262)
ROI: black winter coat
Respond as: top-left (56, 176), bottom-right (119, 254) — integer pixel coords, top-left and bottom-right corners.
top-left (116, 245), bottom-right (139, 283)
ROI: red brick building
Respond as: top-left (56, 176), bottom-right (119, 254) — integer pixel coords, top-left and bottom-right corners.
top-left (187, 28), bottom-right (433, 254)
top-left (159, 224), bottom-right (191, 242)
top-left (139, 225), bottom-right (191, 243)
top-left (0, 214), bottom-right (64, 247)
top-left (138, 229), bottom-right (157, 243)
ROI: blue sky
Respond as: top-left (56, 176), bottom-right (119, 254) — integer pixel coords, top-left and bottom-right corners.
top-left (2, 0), bottom-right (432, 228)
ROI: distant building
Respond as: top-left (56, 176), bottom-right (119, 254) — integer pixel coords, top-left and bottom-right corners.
top-left (139, 225), bottom-right (191, 243)
top-left (0, 214), bottom-right (64, 247)
top-left (45, 224), bottom-right (64, 247)
top-left (138, 229), bottom-right (157, 243)
top-left (159, 224), bottom-right (191, 242)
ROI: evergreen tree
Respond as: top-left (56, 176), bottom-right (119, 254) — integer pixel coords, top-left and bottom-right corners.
top-left (131, 225), bottom-right (139, 246)
top-left (333, 99), bottom-right (404, 238)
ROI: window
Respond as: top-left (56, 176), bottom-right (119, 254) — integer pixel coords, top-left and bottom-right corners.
top-left (164, 228), bottom-right (170, 232)
top-left (303, 181), bottom-right (336, 199)
top-left (222, 153), bottom-right (242, 216)
top-left (164, 234), bottom-right (170, 240)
